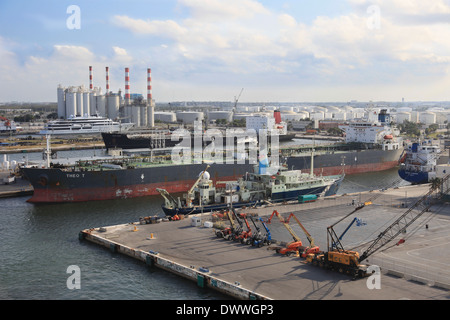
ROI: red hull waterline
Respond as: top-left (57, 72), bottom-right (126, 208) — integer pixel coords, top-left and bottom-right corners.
top-left (27, 162), bottom-right (399, 203)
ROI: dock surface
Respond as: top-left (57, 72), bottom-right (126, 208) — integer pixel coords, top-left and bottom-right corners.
top-left (81, 184), bottom-right (450, 300)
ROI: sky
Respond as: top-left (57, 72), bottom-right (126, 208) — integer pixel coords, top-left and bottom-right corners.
top-left (1, 0), bottom-right (450, 103)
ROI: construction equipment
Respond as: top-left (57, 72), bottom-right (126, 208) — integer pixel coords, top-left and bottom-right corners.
top-left (331, 217), bottom-right (366, 249)
top-left (236, 213), bottom-right (253, 244)
top-left (248, 215), bottom-right (273, 247)
top-left (215, 208), bottom-right (242, 240)
top-left (285, 213), bottom-right (320, 258)
top-left (307, 174), bottom-right (450, 277)
top-left (266, 210), bottom-right (303, 256)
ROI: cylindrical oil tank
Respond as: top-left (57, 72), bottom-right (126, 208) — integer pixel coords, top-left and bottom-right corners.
top-left (76, 88), bottom-right (84, 116)
top-left (154, 112), bottom-right (176, 123)
top-left (419, 112), bottom-right (436, 125)
top-left (395, 112), bottom-right (411, 124)
top-left (83, 91), bottom-right (90, 117)
top-left (132, 106), bottom-right (141, 126)
top-left (140, 105), bottom-right (148, 127)
top-left (96, 95), bottom-right (106, 117)
top-left (310, 111), bottom-right (324, 121)
top-left (208, 111), bottom-right (232, 123)
top-left (57, 85), bottom-right (66, 119)
top-left (176, 111), bottom-right (204, 124)
top-left (106, 94), bottom-right (120, 120)
top-left (148, 105), bottom-right (155, 127)
top-left (65, 88), bottom-right (77, 118)
top-left (89, 91), bottom-right (97, 115)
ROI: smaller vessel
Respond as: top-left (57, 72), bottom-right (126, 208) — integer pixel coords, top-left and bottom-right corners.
top-left (39, 115), bottom-right (134, 135)
top-left (398, 141), bottom-right (442, 184)
top-left (157, 154), bottom-right (344, 216)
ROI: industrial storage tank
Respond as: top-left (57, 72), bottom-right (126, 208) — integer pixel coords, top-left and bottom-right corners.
top-left (176, 111), bottom-right (204, 124)
top-left (89, 90), bottom-right (98, 116)
top-left (57, 85), bottom-right (66, 119)
top-left (83, 91), bottom-right (90, 116)
top-left (208, 111), bottom-right (232, 123)
top-left (232, 113), bottom-right (253, 121)
top-left (419, 112), bottom-right (436, 125)
top-left (106, 94), bottom-right (120, 120)
top-left (154, 112), bottom-right (176, 123)
top-left (140, 105), bottom-right (148, 127)
top-left (96, 94), bottom-right (106, 117)
top-left (65, 87), bottom-right (77, 118)
top-left (395, 112), bottom-right (411, 124)
top-left (76, 88), bottom-right (84, 116)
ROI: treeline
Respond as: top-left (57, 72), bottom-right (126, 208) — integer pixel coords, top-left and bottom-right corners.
top-left (397, 120), bottom-right (439, 137)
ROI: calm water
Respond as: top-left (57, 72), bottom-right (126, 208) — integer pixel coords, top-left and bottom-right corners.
top-left (0, 147), bottom-right (409, 300)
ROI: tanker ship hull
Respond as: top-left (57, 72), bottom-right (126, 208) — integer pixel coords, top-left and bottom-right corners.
top-left (22, 147), bottom-right (403, 203)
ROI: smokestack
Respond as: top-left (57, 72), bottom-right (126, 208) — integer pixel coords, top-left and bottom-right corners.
top-left (89, 66), bottom-right (93, 91)
top-left (125, 67), bottom-right (130, 105)
top-left (105, 67), bottom-right (110, 93)
top-left (147, 68), bottom-right (154, 127)
top-left (147, 68), bottom-right (152, 105)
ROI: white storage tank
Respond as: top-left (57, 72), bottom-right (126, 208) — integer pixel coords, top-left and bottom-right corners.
top-left (65, 88), bottom-right (77, 118)
top-left (76, 88), bottom-right (84, 116)
top-left (154, 112), bottom-right (176, 123)
top-left (106, 94), bottom-right (120, 120)
top-left (96, 95), bottom-right (106, 117)
top-left (176, 111), bottom-right (204, 124)
top-left (208, 111), bottom-right (232, 123)
top-left (140, 105), bottom-right (148, 127)
top-left (419, 112), bottom-right (436, 125)
top-left (83, 91), bottom-right (90, 116)
top-left (310, 112), bottom-right (324, 121)
top-left (395, 112), bottom-right (411, 124)
top-left (57, 85), bottom-right (66, 119)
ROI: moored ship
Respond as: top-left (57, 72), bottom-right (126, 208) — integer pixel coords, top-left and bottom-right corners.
top-left (398, 141), bottom-right (443, 184)
top-left (39, 115), bottom-right (133, 135)
top-left (157, 157), bottom-right (344, 216)
top-left (21, 108), bottom-right (403, 203)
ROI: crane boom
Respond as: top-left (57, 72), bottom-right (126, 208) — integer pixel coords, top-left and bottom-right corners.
top-left (286, 213), bottom-right (315, 247)
top-left (359, 174), bottom-right (450, 262)
top-left (267, 210), bottom-right (301, 242)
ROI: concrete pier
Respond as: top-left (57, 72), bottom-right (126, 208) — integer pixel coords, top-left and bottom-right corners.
top-left (80, 184), bottom-right (450, 300)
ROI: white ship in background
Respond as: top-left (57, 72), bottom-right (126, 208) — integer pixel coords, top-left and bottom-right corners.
top-left (339, 108), bottom-right (402, 151)
top-left (39, 114), bottom-right (134, 135)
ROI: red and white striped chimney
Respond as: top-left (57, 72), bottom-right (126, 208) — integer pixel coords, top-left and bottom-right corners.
top-left (125, 67), bottom-right (130, 105)
top-left (105, 67), bottom-right (110, 93)
top-left (147, 68), bottom-right (152, 106)
top-left (89, 66), bottom-right (93, 90)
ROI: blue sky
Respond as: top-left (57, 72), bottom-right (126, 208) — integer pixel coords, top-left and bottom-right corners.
top-left (1, 0), bottom-right (450, 103)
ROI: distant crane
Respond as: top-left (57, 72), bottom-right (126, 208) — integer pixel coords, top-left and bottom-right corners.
top-left (233, 88), bottom-right (244, 111)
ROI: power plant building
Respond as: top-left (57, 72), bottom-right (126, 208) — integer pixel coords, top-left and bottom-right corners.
top-left (56, 66), bottom-right (156, 128)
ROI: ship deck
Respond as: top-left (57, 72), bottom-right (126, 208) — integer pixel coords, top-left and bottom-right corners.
top-left (80, 184), bottom-right (450, 300)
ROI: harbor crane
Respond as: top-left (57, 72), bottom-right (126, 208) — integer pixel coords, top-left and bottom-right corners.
top-left (307, 174), bottom-right (450, 278)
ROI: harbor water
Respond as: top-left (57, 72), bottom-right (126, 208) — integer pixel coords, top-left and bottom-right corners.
top-left (0, 147), bottom-right (410, 300)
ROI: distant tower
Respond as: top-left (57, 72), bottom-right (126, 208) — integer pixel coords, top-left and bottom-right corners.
top-left (125, 67), bottom-right (130, 106)
top-left (89, 66), bottom-right (93, 91)
top-left (106, 66), bottom-right (110, 93)
top-left (147, 68), bottom-right (154, 127)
